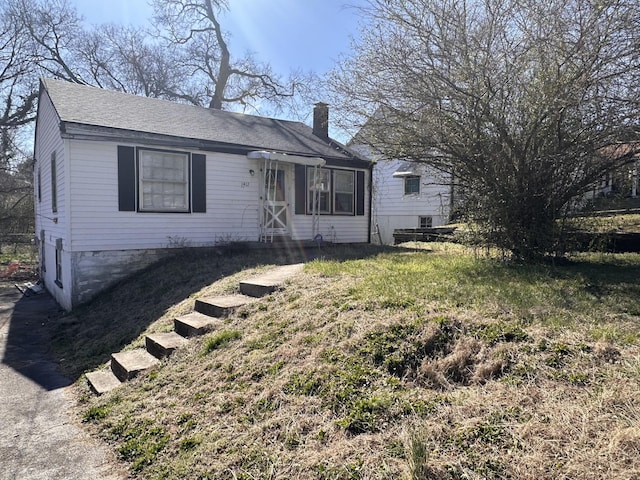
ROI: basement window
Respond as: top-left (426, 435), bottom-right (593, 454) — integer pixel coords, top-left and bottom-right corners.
top-left (419, 216), bottom-right (433, 228)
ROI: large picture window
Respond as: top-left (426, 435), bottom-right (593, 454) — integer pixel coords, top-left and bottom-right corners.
top-left (139, 149), bottom-right (189, 212)
top-left (306, 167), bottom-right (356, 215)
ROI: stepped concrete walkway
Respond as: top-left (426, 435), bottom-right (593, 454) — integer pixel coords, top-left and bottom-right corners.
top-left (0, 282), bottom-right (126, 480)
top-left (87, 263), bottom-right (305, 395)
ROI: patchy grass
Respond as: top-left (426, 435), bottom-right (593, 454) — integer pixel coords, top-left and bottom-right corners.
top-left (51, 244), bottom-right (376, 378)
top-left (0, 243), bottom-right (38, 281)
top-left (569, 213), bottom-right (640, 233)
top-left (201, 329), bottom-right (241, 355)
top-left (73, 244), bottom-right (640, 479)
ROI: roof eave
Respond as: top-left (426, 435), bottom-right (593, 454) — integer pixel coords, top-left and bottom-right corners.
top-left (61, 122), bottom-right (373, 168)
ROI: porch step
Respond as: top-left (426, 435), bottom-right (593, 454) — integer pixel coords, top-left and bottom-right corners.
top-left (111, 349), bottom-right (160, 382)
top-left (194, 294), bottom-right (258, 318)
top-left (239, 263), bottom-right (304, 298)
top-left (146, 332), bottom-right (188, 359)
top-left (86, 368), bottom-right (121, 395)
top-left (174, 311), bottom-right (220, 337)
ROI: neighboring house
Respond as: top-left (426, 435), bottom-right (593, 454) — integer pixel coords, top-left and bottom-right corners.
top-left (580, 143), bottom-right (639, 201)
top-left (349, 136), bottom-right (452, 245)
top-left (370, 159), bottom-right (452, 244)
top-left (586, 160), bottom-right (639, 200)
top-left (34, 79), bottom-right (372, 310)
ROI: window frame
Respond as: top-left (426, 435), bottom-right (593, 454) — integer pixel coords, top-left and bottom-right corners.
top-left (37, 167), bottom-right (42, 202)
top-left (51, 151), bottom-right (57, 213)
top-left (55, 238), bottom-right (63, 288)
top-left (333, 170), bottom-right (355, 215)
top-left (419, 216), bottom-right (433, 228)
top-left (404, 175), bottom-right (420, 195)
top-left (137, 148), bottom-right (191, 213)
top-left (306, 166), bottom-right (358, 216)
top-left (40, 230), bottom-right (46, 273)
top-left (307, 167), bottom-right (332, 214)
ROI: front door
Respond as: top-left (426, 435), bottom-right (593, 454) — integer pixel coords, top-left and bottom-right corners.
top-left (262, 168), bottom-right (288, 238)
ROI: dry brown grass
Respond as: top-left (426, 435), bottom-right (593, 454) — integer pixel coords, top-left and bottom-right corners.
top-left (73, 245), bottom-right (640, 479)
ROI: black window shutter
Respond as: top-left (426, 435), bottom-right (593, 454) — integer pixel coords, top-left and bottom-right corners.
top-left (117, 146), bottom-right (136, 211)
top-left (192, 154), bottom-right (206, 213)
top-left (356, 170), bottom-right (365, 216)
top-left (294, 164), bottom-right (306, 214)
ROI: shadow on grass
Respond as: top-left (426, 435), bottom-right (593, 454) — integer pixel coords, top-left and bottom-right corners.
top-left (49, 242), bottom-right (393, 380)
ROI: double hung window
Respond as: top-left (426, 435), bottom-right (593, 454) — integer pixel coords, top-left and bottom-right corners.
top-left (307, 167), bottom-right (355, 215)
top-left (334, 170), bottom-right (354, 214)
top-left (404, 175), bottom-right (420, 195)
top-left (307, 168), bottom-right (332, 214)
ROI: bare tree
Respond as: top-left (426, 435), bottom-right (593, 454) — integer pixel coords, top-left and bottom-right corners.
top-left (8, 0), bottom-right (88, 84)
top-left (74, 24), bottom-right (188, 99)
top-left (331, 0), bottom-right (640, 260)
top-left (0, 1), bottom-right (37, 238)
top-left (0, 1), bottom-right (38, 129)
top-left (151, 0), bottom-right (303, 111)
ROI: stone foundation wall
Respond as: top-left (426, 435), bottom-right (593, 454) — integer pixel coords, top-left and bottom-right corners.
top-left (70, 248), bottom-right (175, 308)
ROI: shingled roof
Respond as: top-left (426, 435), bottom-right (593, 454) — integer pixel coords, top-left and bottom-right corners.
top-left (40, 78), bottom-right (365, 163)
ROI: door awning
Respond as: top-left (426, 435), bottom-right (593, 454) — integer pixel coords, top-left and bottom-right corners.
top-left (392, 161), bottom-right (419, 177)
top-left (248, 150), bottom-right (326, 167)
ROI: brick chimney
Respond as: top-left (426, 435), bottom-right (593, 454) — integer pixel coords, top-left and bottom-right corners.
top-left (313, 102), bottom-right (329, 139)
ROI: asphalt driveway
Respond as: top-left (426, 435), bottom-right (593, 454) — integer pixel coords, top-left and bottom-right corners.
top-left (0, 283), bottom-right (125, 480)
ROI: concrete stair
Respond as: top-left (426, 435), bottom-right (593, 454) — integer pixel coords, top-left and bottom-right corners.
top-left (194, 294), bottom-right (258, 318)
top-left (86, 262), bottom-right (303, 395)
top-left (85, 368), bottom-right (121, 395)
top-left (174, 311), bottom-right (219, 337)
top-left (111, 349), bottom-right (160, 382)
top-left (146, 332), bottom-right (188, 359)
top-left (239, 263), bottom-right (304, 297)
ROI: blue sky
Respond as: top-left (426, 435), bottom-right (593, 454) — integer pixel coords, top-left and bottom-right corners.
top-left (71, 0), bottom-right (364, 76)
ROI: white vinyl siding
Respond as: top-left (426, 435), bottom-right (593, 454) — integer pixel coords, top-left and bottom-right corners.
top-left (67, 142), bottom-right (261, 251)
top-left (291, 213), bottom-right (370, 243)
top-left (34, 92), bottom-right (66, 240)
top-left (371, 159), bottom-right (451, 244)
top-left (34, 90), bottom-right (70, 309)
top-left (294, 167), bottom-right (370, 243)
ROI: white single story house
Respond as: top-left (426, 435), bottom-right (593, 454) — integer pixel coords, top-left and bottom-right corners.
top-left (34, 78), bottom-right (372, 310)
